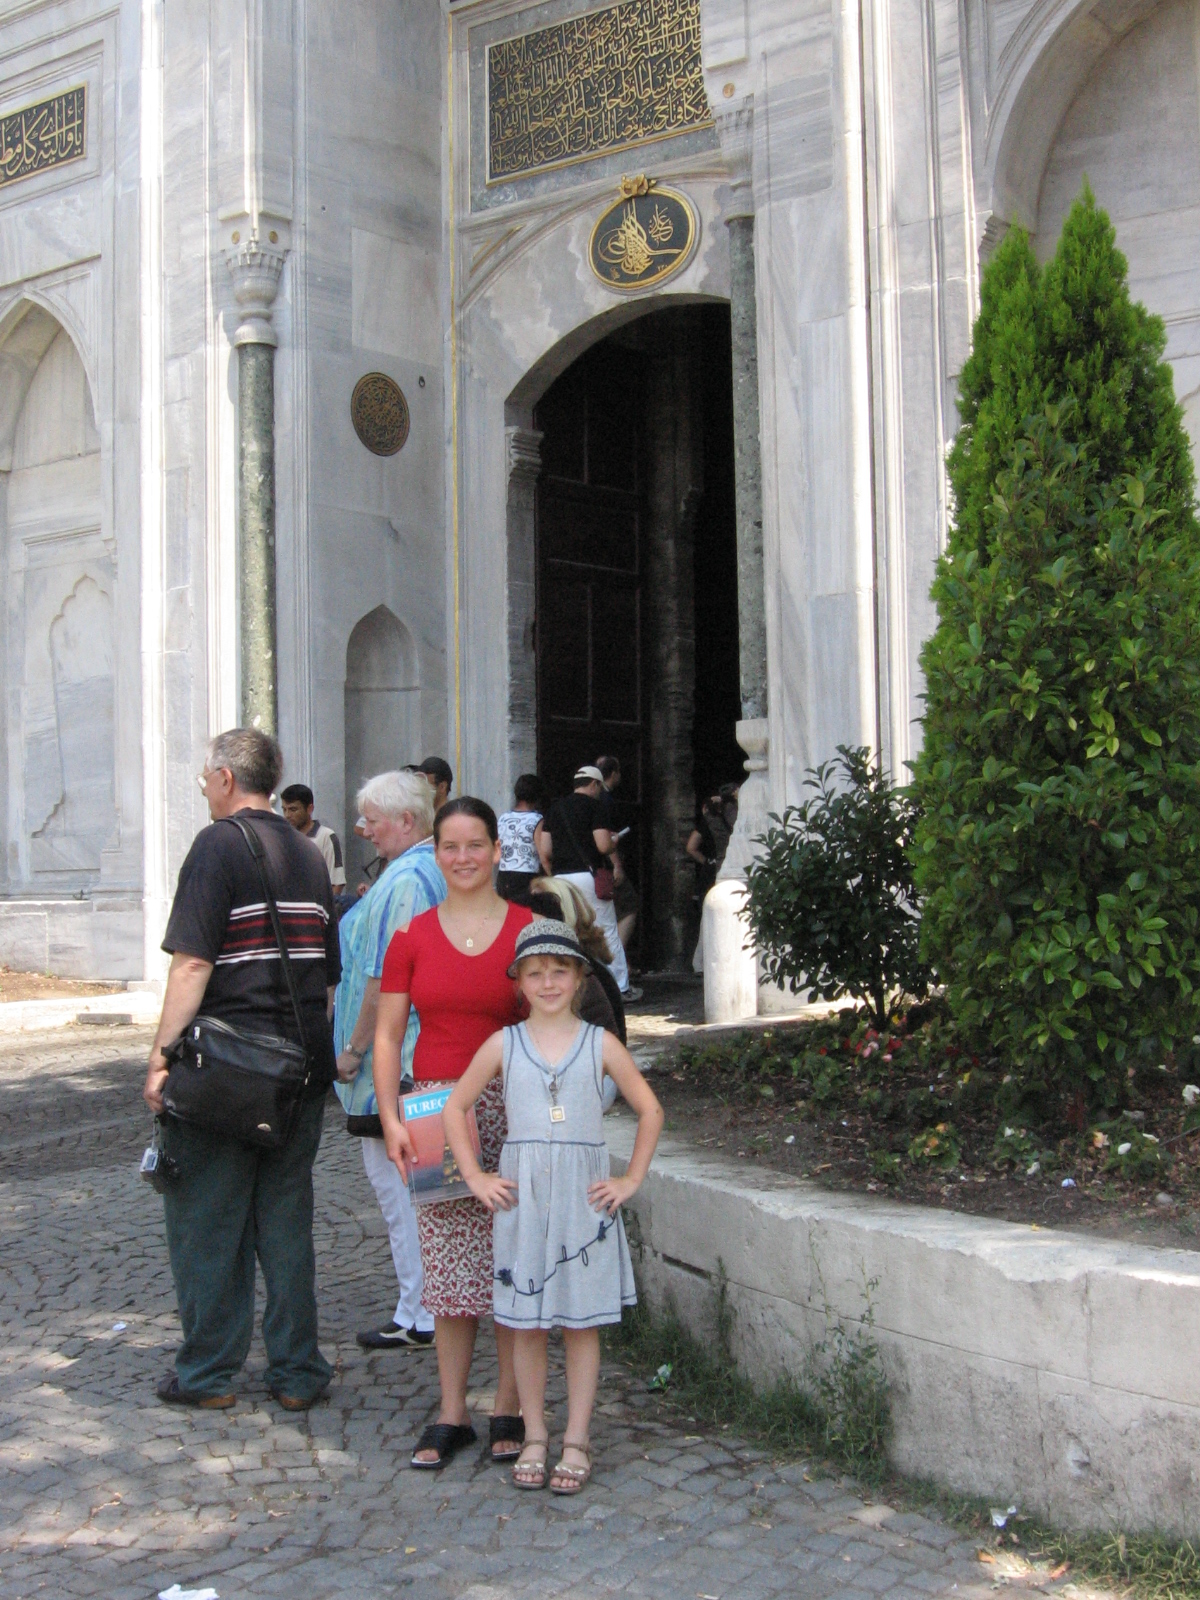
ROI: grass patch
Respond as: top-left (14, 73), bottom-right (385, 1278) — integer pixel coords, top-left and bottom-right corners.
top-left (604, 1272), bottom-right (890, 1483)
top-left (605, 1299), bottom-right (1200, 1600)
top-left (1028, 1529), bottom-right (1200, 1600)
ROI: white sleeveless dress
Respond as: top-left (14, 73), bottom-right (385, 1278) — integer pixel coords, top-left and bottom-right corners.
top-left (492, 1021), bottom-right (637, 1330)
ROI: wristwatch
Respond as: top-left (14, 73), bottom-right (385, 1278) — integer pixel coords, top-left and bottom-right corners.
top-left (345, 1044), bottom-right (366, 1062)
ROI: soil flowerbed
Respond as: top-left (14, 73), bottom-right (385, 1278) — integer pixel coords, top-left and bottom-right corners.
top-left (0, 965), bottom-right (124, 1003)
top-left (647, 999), bottom-right (1200, 1252)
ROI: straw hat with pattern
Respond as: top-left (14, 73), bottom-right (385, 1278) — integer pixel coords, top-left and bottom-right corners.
top-left (507, 918), bottom-right (592, 977)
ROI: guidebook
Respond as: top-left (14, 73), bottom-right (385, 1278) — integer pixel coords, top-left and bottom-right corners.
top-left (399, 1086), bottom-right (482, 1205)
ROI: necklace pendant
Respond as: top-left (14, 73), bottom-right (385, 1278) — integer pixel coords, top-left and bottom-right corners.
top-left (550, 1105), bottom-right (566, 1124)
top-left (465, 937), bottom-right (474, 949)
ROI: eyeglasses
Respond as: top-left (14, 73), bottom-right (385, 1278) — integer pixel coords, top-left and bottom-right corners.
top-left (196, 771), bottom-right (210, 791)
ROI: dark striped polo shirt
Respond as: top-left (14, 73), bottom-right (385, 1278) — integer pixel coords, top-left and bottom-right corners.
top-left (162, 808), bottom-right (340, 1092)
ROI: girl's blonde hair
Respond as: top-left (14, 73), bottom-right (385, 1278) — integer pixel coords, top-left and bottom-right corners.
top-left (528, 876), bottom-right (613, 964)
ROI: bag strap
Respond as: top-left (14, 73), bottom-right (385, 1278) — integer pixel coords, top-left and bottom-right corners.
top-left (225, 815), bottom-right (310, 1060)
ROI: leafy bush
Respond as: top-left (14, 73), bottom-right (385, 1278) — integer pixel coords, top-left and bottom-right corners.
top-left (907, 1122), bottom-right (960, 1171)
top-left (1095, 1120), bottom-right (1168, 1179)
top-left (745, 746), bottom-right (930, 1028)
top-left (913, 190), bottom-right (1200, 1108)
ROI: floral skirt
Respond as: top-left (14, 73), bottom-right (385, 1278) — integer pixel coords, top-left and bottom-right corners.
top-left (414, 1076), bottom-right (505, 1319)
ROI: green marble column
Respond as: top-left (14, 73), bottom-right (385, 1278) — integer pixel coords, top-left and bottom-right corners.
top-left (238, 341), bottom-right (277, 733)
top-left (227, 239), bottom-right (286, 735)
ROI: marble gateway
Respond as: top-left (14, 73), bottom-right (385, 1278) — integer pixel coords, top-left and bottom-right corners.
top-left (0, 0), bottom-right (1196, 1012)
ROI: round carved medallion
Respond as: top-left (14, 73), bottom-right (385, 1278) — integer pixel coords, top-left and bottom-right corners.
top-left (589, 179), bottom-right (697, 293)
top-left (351, 372), bottom-right (410, 456)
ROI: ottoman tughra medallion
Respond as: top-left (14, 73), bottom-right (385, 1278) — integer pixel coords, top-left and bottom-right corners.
top-left (351, 373), bottom-right (410, 456)
top-left (588, 176), bottom-right (697, 292)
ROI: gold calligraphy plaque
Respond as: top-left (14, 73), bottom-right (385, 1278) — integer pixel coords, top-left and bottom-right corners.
top-left (487, 0), bottom-right (711, 184)
top-left (0, 86), bottom-right (86, 191)
top-left (589, 178), bottom-right (696, 292)
top-left (351, 373), bottom-right (410, 457)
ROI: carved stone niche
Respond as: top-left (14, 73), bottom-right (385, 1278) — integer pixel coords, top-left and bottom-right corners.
top-left (25, 564), bottom-right (118, 876)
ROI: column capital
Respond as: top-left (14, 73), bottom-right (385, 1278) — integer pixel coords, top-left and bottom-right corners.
top-left (225, 239), bottom-right (288, 347)
top-left (506, 426), bottom-right (544, 481)
top-left (714, 99), bottom-right (755, 220)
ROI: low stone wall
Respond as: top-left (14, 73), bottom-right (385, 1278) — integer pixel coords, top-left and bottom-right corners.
top-left (607, 1123), bottom-right (1200, 1535)
top-left (0, 896), bottom-right (144, 980)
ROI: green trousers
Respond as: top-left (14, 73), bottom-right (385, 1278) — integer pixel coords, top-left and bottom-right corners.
top-left (160, 1096), bottom-right (333, 1400)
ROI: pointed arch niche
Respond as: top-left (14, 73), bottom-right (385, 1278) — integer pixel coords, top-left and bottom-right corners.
top-left (344, 606), bottom-right (421, 884)
top-left (0, 302), bottom-right (114, 892)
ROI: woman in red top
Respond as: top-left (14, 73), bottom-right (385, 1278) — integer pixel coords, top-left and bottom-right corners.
top-left (375, 797), bottom-right (533, 1470)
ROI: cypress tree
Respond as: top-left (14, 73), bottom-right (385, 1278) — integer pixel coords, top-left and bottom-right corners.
top-left (946, 224), bottom-right (1042, 560)
top-left (912, 188), bottom-right (1200, 1109)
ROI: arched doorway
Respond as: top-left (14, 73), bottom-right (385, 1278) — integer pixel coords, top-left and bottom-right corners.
top-left (533, 303), bottom-right (742, 969)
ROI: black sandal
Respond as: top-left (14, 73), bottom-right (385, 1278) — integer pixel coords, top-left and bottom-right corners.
top-left (489, 1414), bottom-right (525, 1462)
top-left (411, 1421), bottom-right (477, 1470)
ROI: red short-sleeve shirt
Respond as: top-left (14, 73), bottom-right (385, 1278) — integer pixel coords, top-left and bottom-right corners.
top-left (380, 900), bottom-right (534, 1082)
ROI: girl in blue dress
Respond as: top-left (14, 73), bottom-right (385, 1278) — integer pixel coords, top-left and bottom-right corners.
top-left (444, 920), bottom-right (663, 1494)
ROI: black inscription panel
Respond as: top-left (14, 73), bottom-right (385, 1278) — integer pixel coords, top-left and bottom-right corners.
top-left (0, 86), bottom-right (86, 190)
top-left (487, 0), bottom-right (710, 182)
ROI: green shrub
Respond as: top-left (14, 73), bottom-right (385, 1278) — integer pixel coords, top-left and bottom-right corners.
top-left (913, 190), bottom-right (1200, 1108)
top-left (1095, 1119), bottom-right (1169, 1179)
top-left (907, 1122), bottom-right (961, 1171)
top-left (745, 746), bottom-right (930, 1028)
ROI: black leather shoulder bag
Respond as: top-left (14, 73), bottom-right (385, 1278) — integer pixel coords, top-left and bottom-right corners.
top-left (162, 816), bottom-right (312, 1150)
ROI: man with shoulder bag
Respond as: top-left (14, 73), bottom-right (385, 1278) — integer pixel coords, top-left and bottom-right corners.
top-left (143, 728), bottom-right (341, 1412)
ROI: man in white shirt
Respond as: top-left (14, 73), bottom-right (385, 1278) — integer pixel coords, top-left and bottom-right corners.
top-left (280, 784), bottom-right (347, 889)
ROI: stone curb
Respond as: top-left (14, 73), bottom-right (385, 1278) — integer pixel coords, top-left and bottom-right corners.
top-left (0, 992), bottom-right (160, 1034)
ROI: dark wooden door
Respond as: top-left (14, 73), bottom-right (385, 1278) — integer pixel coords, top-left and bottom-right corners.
top-left (534, 338), bottom-right (645, 889)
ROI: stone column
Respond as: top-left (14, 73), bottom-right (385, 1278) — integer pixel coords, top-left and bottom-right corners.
top-left (727, 209), bottom-right (767, 724)
top-left (505, 425), bottom-right (543, 784)
top-left (704, 104), bottom-right (771, 1022)
top-left (226, 240), bottom-right (286, 733)
top-left (644, 311), bottom-right (703, 968)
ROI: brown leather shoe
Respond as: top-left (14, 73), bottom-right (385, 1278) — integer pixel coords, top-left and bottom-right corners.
top-left (155, 1373), bottom-right (235, 1410)
top-left (269, 1387), bottom-right (326, 1412)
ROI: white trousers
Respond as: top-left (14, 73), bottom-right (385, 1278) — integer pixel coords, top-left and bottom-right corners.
top-left (561, 870), bottom-right (630, 992)
top-left (360, 1136), bottom-right (433, 1332)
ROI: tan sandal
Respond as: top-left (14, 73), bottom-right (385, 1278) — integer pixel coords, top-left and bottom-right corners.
top-left (549, 1440), bottom-right (591, 1495)
top-left (512, 1438), bottom-right (549, 1490)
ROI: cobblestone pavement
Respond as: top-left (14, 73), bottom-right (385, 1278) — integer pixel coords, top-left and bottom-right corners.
top-left (0, 1026), bottom-right (1086, 1600)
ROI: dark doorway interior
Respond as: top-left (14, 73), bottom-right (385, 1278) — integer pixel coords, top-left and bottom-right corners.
top-left (534, 304), bottom-right (741, 970)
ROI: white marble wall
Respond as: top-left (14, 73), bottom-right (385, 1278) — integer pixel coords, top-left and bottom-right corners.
top-left (4, 0), bottom-right (1198, 981)
top-left (0, 0), bottom-right (143, 977)
top-left (280, 0), bottom-right (447, 843)
top-left (1037, 0), bottom-right (1200, 449)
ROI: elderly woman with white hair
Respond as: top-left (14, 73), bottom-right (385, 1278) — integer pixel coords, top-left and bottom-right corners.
top-left (333, 769), bottom-right (446, 1350)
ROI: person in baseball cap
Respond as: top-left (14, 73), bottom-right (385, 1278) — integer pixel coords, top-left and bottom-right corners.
top-left (573, 764), bottom-right (604, 785)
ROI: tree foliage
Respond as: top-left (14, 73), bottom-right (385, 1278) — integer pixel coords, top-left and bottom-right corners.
top-left (745, 747), bottom-right (929, 1028)
top-left (947, 187), bottom-right (1192, 564)
top-left (913, 188), bottom-right (1200, 1107)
